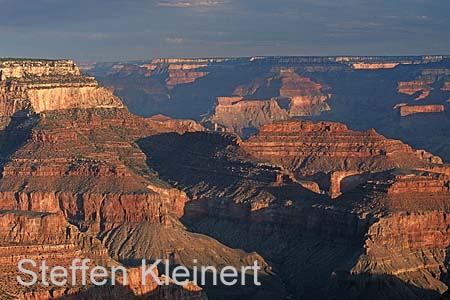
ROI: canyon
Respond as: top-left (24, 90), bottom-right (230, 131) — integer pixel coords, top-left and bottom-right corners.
top-left (0, 59), bottom-right (274, 300)
top-left (0, 58), bottom-right (449, 300)
top-left (86, 55), bottom-right (450, 161)
top-left (138, 123), bottom-right (450, 300)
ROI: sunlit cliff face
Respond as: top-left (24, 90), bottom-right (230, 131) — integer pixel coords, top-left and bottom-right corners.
top-left (0, 59), bottom-right (123, 122)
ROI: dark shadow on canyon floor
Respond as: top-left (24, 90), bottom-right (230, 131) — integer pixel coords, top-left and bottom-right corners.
top-left (136, 132), bottom-right (447, 300)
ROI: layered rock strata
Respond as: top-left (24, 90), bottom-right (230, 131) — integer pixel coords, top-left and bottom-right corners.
top-left (0, 59), bottom-right (215, 300)
top-left (399, 104), bottom-right (445, 116)
top-left (0, 212), bottom-right (207, 300)
top-left (0, 59), bottom-right (289, 300)
top-left (5, 57), bottom-right (450, 300)
top-left (138, 121), bottom-right (450, 300)
top-left (208, 69), bottom-right (330, 135)
top-left (240, 120), bottom-right (444, 197)
top-left (351, 62), bottom-right (400, 69)
top-left (397, 68), bottom-right (450, 102)
top-left (278, 68), bottom-right (330, 116)
top-left (143, 59), bottom-right (211, 88)
top-left (84, 55), bottom-right (450, 163)
top-left (209, 97), bottom-right (289, 135)
top-left (0, 59), bottom-right (123, 123)
top-left (0, 107), bottom-right (212, 299)
top-left (398, 80), bottom-right (434, 100)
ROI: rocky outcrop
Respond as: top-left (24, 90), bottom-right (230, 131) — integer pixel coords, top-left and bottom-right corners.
top-left (209, 97), bottom-right (289, 135)
top-left (398, 68), bottom-right (450, 101)
top-left (0, 105), bottom-right (212, 299)
top-left (398, 80), bottom-right (434, 100)
top-left (399, 104), bottom-right (445, 116)
top-left (26, 84), bottom-right (122, 113)
top-left (142, 59), bottom-right (211, 88)
top-left (0, 210), bottom-right (107, 299)
top-left (241, 121), bottom-right (433, 171)
top-left (166, 71), bottom-right (209, 88)
top-left (278, 68), bottom-right (331, 116)
top-left (207, 69), bottom-right (331, 135)
top-left (0, 59), bottom-right (214, 300)
top-left (442, 82), bottom-right (450, 91)
top-left (0, 59), bottom-right (123, 121)
top-left (388, 174), bottom-right (449, 195)
top-left (0, 59), bottom-right (81, 79)
top-left (332, 215), bottom-right (448, 299)
top-left (147, 114), bottom-right (205, 133)
top-left (351, 62), bottom-right (400, 69)
top-left (240, 120), bottom-right (440, 197)
top-left (0, 211), bottom-right (72, 244)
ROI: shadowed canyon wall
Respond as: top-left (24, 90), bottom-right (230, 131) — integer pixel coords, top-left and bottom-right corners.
top-left (137, 119), bottom-right (450, 300)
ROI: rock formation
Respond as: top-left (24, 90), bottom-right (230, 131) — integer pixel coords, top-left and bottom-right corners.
top-left (0, 59), bottom-right (81, 78)
top-left (0, 103), bottom-right (268, 276)
top-left (136, 119), bottom-right (450, 300)
top-left (443, 82), bottom-right (450, 91)
top-left (397, 68), bottom-right (450, 101)
top-left (84, 55), bottom-right (450, 163)
top-left (278, 68), bottom-right (330, 116)
top-left (207, 69), bottom-right (331, 135)
top-left (209, 97), bottom-right (289, 135)
top-left (0, 104), bottom-right (213, 299)
top-left (0, 59), bottom-right (123, 130)
top-left (399, 104), bottom-right (445, 116)
top-left (240, 120), bottom-right (442, 197)
top-left (13, 56), bottom-right (447, 300)
top-left (0, 58), bottom-right (296, 300)
top-left (142, 58), bottom-right (212, 88)
top-left (0, 209), bottom-right (208, 300)
top-left (398, 80), bottom-right (434, 100)
top-left (351, 62), bottom-right (400, 69)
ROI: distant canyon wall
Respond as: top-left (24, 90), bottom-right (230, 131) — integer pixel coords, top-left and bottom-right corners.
top-left (84, 55), bottom-right (450, 162)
